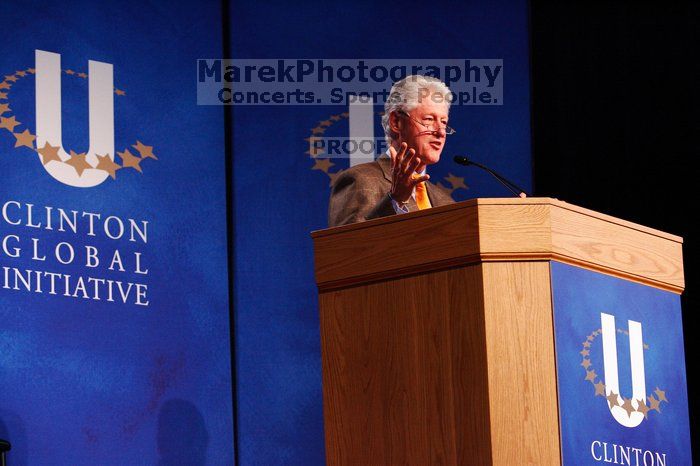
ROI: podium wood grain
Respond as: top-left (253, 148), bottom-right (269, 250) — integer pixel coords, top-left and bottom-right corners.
top-left (313, 198), bottom-right (684, 466)
top-left (313, 198), bottom-right (683, 293)
top-left (320, 265), bottom-right (493, 465)
top-left (481, 262), bottom-right (560, 465)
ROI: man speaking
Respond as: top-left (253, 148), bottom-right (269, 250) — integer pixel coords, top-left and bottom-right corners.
top-left (328, 75), bottom-right (456, 227)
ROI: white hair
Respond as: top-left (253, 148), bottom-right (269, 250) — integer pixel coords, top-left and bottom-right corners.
top-left (382, 75), bottom-right (452, 145)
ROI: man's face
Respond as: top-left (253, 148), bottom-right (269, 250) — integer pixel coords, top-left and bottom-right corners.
top-left (393, 96), bottom-right (449, 167)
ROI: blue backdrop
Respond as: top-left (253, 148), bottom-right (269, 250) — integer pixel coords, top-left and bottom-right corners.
top-left (552, 262), bottom-right (691, 464)
top-left (0, 1), bottom-right (233, 464)
top-left (230, 0), bottom-right (532, 464)
top-left (1, 0), bottom-right (534, 464)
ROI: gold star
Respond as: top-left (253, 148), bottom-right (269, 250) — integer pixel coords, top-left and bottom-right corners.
top-left (435, 181), bottom-right (451, 193)
top-left (606, 391), bottom-right (620, 408)
top-left (65, 150), bottom-right (92, 176)
top-left (4, 75), bottom-right (17, 82)
top-left (95, 154), bottom-right (121, 179)
top-left (648, 394), bottom-right (661, 412)
top-left (311, 126), bottom-right (326, 135)
top-left (585, 370), bottom-right (597, 382)
top-left (329, 114), bottom-right (341, 121)
top-left (340, 112), bottom-right (349, 117)
top-left (583, 341), bottom-right (591, 348)
top-left (115, 88), bottom-right (126, 96)
top-left (587, 335), bottom-right (594, 341)
top-left (636, 399), bottom-right (650, 418)
top-left (643, 343), bottom-right (649, 350)
top-left (620, 398), bottom-right (635, 416)
top-left (580, 349), bottom-right (590, 356)
top-left (132, 140), bottom-right (157, 160)
top-left (594, 381), bottom-right (606, 396)
top-left (0, 116), bottom-right (21, 132)
top-left (27, 68), bottom-right (36, 74)
top-left (77, 72), bottom-right (87, 78)
top-left (0, 92), bottom-right (7, 99)
top-left (444, 172), bottom-right (467, 191)
top-left (0, 103), bottom-right (10, 115)
top-left (581, 358), bottom-right (591, 369)
top-left (654, 388), bottom-right (667, 403)
top-left (0, 81), bottom-right (11, 90)
top-left (13, 129), bottom-right (36, 149)
top-left (318, 119), bottom-right (333, 127)
top-left (16, 70), bottom-right (26, 77)
top-left (312, 158), bottom-right (334, 172)
top-left (118, 149), bottom-right (143, 173)
top-left (37, 142), bottom-right (62, 165)
top-left (65, 69), bottom-right (75, 75)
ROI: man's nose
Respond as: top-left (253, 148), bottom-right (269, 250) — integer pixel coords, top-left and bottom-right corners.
top-left (434, 126), bottom-right (447, 137)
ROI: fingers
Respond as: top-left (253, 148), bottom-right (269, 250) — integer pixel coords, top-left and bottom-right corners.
top-left (389, 145), bottom-right (397, 172)
top-left (406, 154), bottom-right (421, 175)
top-left (390, 142), bottom-right (428, 193)
top-left (397, 142), bottom-right (408, 159)
top-left (394, 142), bottom-right (408, 173)
top-left (388, 142), bottom-right (429, 203)
top-left (411, 174), bottom-right (430, 185)
top-left (400, 147), bottom-right (416, 175)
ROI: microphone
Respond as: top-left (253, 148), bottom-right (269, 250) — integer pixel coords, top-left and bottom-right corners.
top-left (453, 155), bottom-right (529, 198)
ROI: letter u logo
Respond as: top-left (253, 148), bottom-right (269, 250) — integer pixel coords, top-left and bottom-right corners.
top-left (35, 49), bottom-right (114, 188)
top-left (600, 312), bottom-right (646, 427)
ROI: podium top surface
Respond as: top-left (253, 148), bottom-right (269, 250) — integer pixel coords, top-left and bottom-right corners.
top-left (312, 197), bottom-right (684, 293)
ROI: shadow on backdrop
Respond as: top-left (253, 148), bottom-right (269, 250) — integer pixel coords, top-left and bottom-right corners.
top-left (0, 411), bottom-right (27, 466)
top-left (156, 399), bottom-right (209, 466)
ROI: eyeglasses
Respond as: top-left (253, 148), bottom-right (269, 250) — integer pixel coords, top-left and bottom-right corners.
top-left (398, 111), bottom-right (456, 136)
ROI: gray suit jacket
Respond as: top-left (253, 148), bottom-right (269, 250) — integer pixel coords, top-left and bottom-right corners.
top-left (328, 155), bottom-right (455, 227)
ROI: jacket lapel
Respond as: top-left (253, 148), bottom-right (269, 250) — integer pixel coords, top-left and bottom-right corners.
top-left (377, 154), bottom-right (392, 183)
top-left (426, 181), bottom-right (455, 207)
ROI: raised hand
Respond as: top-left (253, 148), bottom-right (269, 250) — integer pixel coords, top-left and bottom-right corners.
top-left (388, 142), bottom-right (430, 203)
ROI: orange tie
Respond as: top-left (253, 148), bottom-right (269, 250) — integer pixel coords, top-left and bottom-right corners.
top-left (415, 181), bottom-right (432, 210)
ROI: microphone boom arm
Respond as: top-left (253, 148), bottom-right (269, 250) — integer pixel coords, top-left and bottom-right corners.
top-left (454, 156), bottom-right (529, 198)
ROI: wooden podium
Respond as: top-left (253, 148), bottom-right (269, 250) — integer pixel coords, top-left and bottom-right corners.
top-left (311, 198), bottom-right (685, 466)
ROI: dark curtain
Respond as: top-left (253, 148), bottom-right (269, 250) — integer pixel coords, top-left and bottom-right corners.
top-left (530, 0), bottom-right (700, 460)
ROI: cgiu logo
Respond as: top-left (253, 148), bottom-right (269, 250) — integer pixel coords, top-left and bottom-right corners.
top-left (600, 313), bottom-right (647, 428)
top-left (579, 313), bottom-right (668, 428)
top-left (0, 49), bottom-right (157, 187)
top-left (35, 49), bottom-right (114, 187)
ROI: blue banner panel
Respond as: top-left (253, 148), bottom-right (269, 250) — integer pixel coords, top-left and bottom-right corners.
top-left (551, 262), bottom-right (691, 465)
top-left (230, 0), bottom-right (532, 463)
top-left (0, 1), bottom-right (233, 465)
